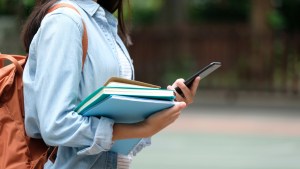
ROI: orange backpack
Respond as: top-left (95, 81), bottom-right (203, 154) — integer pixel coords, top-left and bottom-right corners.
top-left (0, 3), bottom-right (87, 169)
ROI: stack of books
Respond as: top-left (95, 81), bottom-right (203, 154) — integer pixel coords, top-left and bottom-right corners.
top-left (75, 77), bottom-right (176, 155)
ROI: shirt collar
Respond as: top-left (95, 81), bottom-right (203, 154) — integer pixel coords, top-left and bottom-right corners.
top-left (105, 10), bottom-right (118, 28)
top-left (72, 0), bottom-right (99, 16)
top-left (72, 0), bottom-right (118, 26)
top-left (70, 0), bottom-right (118, 37)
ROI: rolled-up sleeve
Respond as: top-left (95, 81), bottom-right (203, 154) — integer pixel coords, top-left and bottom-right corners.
top-left (130, 138), bottom-right (151, 156)
top-left (77, 117), bottom-right (114, 155)
top-left (24, 10), bottom-right (114, 155)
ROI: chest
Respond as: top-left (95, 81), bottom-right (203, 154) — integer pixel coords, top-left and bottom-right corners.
top-left (79, 15), bottom-right (133, 97)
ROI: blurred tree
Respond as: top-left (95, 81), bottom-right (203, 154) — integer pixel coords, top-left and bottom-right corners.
top-left (0, 0), bottom-right (29, 54)
top-left (248, 0), bottom-right (274, 89)
top-left (0, 0), bottom-right (298, 92)
top-left (130, 0), bottom-right (162, 25)
top-left (188, 0), bottom-right (250, 23)
top-left (158, 0), bottom-right (192, 76)
top-left (0, 0), bottom-right (17, 15)
top-left (158, 0), bottom-right (188, 26)
top-left (22, 0), bottom-right (35, 16)
top-left (278, 0), bottom-right (300, 93)
top-left (0, 0), bottom-right (34, 17)
top-left (280, 0), bottom-right (300, 32)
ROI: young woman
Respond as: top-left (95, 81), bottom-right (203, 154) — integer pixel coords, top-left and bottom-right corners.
top-left (22, 0), bottom-right (200, 168)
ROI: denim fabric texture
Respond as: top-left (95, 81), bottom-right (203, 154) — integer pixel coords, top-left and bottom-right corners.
top-left (23, 0), bottom-right (148, 168)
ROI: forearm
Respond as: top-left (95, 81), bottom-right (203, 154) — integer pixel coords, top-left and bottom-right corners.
top-left (112, 122), bottom-right (149, 141)
top-left (112, 102), bottom-right (186, 141)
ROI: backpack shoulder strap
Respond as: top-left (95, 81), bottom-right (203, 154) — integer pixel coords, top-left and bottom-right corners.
top-left (48, 3), bottom-right (88, 70)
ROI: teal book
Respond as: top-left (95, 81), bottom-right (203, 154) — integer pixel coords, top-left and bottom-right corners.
top-left (79, 95), bottom-right (175, 155)
top-left (75, 86), bottom-right (175, 114)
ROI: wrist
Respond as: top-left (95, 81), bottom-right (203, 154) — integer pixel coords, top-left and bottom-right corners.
top-left (112, 122), bottom-right (151, 141)
top-left (139, 120), bottom-right (162, 137)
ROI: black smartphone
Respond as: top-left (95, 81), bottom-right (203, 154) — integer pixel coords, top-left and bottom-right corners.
top-left (175, 62), bottom-right (221, 97)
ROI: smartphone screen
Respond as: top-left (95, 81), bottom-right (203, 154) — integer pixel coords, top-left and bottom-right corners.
top-left (175, 62), bottom-right (221, 97)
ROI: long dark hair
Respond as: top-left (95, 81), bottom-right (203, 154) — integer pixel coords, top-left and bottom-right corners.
top-left (22, 0), bottom-right (129, 53)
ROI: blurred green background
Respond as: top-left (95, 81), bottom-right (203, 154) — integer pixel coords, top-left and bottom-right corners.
top-left (1, 0), bottom-right (300, 169)
top-left (1, 0), bottom-right (300, 93)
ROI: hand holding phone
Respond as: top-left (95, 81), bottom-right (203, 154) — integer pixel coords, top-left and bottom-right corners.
top-left (175, 62), bottom-right (221, 97)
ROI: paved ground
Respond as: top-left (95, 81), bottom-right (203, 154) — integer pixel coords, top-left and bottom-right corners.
top-left (131, 90), bottom-right (300, 169)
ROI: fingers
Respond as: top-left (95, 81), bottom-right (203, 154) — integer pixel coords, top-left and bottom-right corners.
top-left (173, 101), bottom-right (187, 110)
top-left (169, 78), bottom-right (189, 100)
top-left (144, 102), bottom-right (186, 136)
top-left (177, 81), bottom-right (193, 102)
top-left (165, 102), bottom-right (185, 124)
top-left (162, 101), bottom-right (186, 117)
top-left (169, 77), bottom-right (201, 104)
top-left (167, 85), bottom-right (184, 101)
top-left (172, 79), bottom-right (193, 104)
top-left (167, 102), bottom-right (186, 123)
top-left (190, 76), bottom-right (200, 95)
top-left (150, 101), bottom-right (186, 119)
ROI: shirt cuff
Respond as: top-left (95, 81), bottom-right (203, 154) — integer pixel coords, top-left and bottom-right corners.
top-left (130, 138), bottom-right (151, 156)
top-left (77, 117), bottom-right (114, 155)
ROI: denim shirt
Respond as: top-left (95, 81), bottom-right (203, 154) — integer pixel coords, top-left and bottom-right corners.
top-left (23, 0), bottom-right (149, 168)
